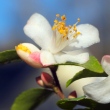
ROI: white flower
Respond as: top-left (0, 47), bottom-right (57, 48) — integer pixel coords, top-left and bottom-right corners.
top-left (15, 13), bottom-right (100, 68)
top-left (83, 55), bottom-right (110, 104)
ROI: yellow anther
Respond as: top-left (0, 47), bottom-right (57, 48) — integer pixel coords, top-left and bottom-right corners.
top-left (59, 29), bottom-right (64, 34)
top-left (77, 31), bottom-right (81, 35)
top-left (52, 25), bottom-right (57, 30)
top-left (77, 18), bottom-right (80, 22)
top-left (73, 31), bottom-right (81, 38)
top-left (54, 20), bottom-right (58, 24)
top-left (56, 14), bottom-right (60, 17)
top-left (60, 21), bottom-right (65, 25)
top-left (16, 44), bottom-right (31, 54)
top-left (61, 15), bottom-right (66, 21)
top-left (69, 25), bottom-right (72, 28)
top-left (58, 24), bottom-right (64, 29)
top-left (73, 25), bottom-right (77, 32)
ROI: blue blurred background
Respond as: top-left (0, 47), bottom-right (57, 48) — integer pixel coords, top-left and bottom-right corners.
top-left (0, 0), bottom-right (110, 110)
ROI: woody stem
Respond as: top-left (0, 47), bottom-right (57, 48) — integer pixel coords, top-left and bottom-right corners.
top-left (49, 66), bottom-right (65, 99)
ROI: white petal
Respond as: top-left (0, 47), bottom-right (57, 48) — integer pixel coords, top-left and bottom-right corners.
top-left (23, 13), bottom-right (53, 50)
top-left (83, 75), bottom-right (110, 104)
top-left (50, 30), bottom-right (69, 54)
top-left (22, 43), bottom-right (40, 52)
top-left (69, 24), bottom-right (100, 48)
top-left (63, 49), bottom-right (88, 56)
top-left (54, 52), bottom-right (89, 64)
top-left (40, 50), bottom-right (56, 66)
top-left (101, 55), bottom-right (110, 75)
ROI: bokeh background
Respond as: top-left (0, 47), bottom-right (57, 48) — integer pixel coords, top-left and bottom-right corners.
top-left (0, 0), bottom-right (110, 110)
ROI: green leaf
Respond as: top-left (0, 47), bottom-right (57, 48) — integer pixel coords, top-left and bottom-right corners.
top-left (80, 56), bottom-right (103, 73)
top-left (0, 49), bottom-right (21, 64)
top-left (54, 56), bottom-right (103, 73)
top-left (11, 88), bottom-right (53, 110)
top-left (57, 96), bottom-right (110, 110)
top-left (66, 69), bottom-right (107, 87)
top-left (57, 96), bottom-right (96, 109)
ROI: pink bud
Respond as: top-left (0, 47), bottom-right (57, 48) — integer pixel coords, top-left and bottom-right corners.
top-left (41, 72), bottom-right (54, 87)
top-left (68, 91), bottom-right (77, 99)
top-left (36, 76), bottom-right (45, 87)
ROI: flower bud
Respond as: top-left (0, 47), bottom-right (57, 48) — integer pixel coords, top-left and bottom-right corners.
top-left (68, 91), bottom-right (77, 99)
top-left (15, 43), bottom-right (43, 68)
top-left (101, 55), bottom-right (110, 74)
top-left (41, 72), bottom-right (55, 87)
top-left (36, 76), bottom-right (45, 87)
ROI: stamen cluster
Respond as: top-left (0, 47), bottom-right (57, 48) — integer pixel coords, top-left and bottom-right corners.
top-left (52, 14), bottom-right (81, 39)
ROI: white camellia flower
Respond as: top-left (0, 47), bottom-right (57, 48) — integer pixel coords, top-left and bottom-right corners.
top-left (15, 13), bottom-right (100, 68)
top-left (83, 55), bottom-right (110, 104)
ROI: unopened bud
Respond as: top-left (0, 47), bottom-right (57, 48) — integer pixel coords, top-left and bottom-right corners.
top-left (15, 43), bottom-right (43, 68)
top-left (68, 91), bottom-right (77, 99)
top-left (101, 55), bottom-right (110, 74)
top-left (36, 76), bottom-right (45, 87)
top-left (41, 72), bottom-right (55, 87)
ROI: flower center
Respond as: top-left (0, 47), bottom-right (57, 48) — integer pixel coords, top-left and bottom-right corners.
top-left (52, 14), bottom-right (81, 40)
top-left (15, 44), bottom-right (31, 54)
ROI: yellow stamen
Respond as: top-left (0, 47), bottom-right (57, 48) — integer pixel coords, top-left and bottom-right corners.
top-left (52, 25), bottom-right (57, 30)
top-left (77, 18), bottom-right (80, 22)
top-left (15, 44), bottom-right (31, 54)
top-left (73, 25), bottom-right (77, 32)
top-left (73, 32), bottom-right (81, 38)
top-left (77, 31), bottom-right (81, 35)
top-left (54, 20), bottom-right (58, 24)
top-left (56, 14), bottom-right (60, 17)
top-left (61, 15), bottom-right (66, 21)
top-left (69, 25), bottom-right (72, 28)
top-left (52, 14), bottom-right (81, 40)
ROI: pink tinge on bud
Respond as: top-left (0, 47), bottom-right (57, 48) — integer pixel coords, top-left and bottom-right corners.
top-left (29, 52), bottom-right (43, 68)
top-left (101, 55), bottom-right (110, 75)
top-left (102, 55), bottom-right (110, 64)
top-left (41, 72), bottom-right (54, 87)
top-left (36, 76), bottom-right (45, 87)
top-left (68, 91), bottom-right (77, 99)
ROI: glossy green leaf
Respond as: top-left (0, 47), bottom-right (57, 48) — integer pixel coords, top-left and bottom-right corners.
top-left (11, 88), bottom-right (53, 110)
top-left (57, 96), bottom-right (95, 109)
top-left (66, 69), bottom-right (107, 87)
top-left (57, 96), bottom-right (110, 110)
top-left (0, 49), bottom-right (21, 64)
top-left (80, 56), bottom-right (103, 73)
top-left (55, 56), bottom-right (103, 73)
